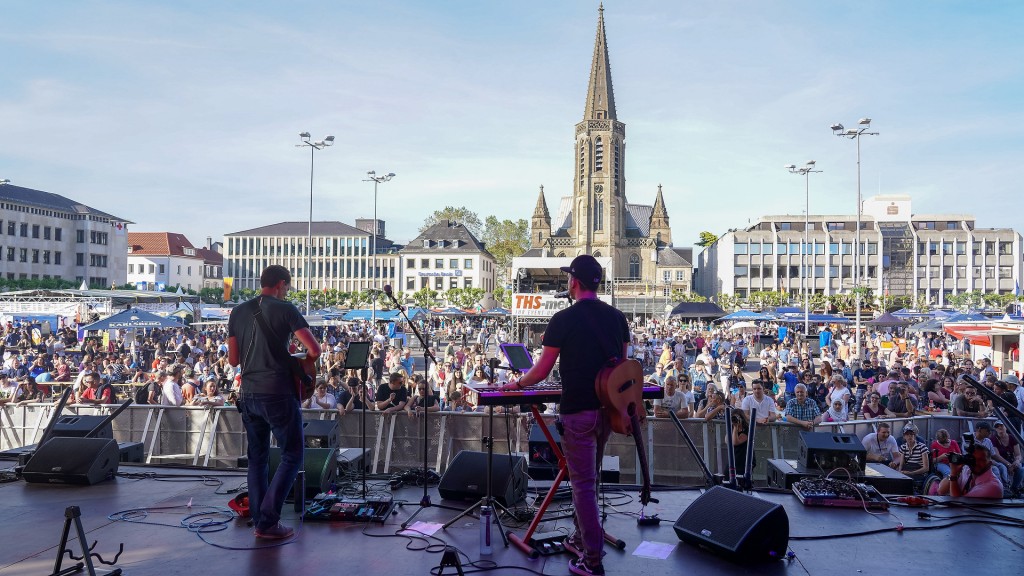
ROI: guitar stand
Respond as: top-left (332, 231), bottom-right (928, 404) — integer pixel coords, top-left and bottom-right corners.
top-left (50, 506), bottom-right (124, 576)
top-left (437, 546), bottom-right (466, 576)
top-left (507, 406), bottom-right (626, 558)
top-left (440, 401), bottom-right (507, 545)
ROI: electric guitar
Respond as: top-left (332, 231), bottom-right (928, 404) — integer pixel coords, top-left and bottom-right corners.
top-left (595, 358), bottom-right (655, 505)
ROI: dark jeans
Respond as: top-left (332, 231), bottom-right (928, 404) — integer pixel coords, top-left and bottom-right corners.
top-left (561, 409), bottom-right (611, 565)
top-left (239, 392), bottom-right (304, 531)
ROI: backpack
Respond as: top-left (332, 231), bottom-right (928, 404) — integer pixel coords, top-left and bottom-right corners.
top-left (134, 384), bottom-right (150, 405)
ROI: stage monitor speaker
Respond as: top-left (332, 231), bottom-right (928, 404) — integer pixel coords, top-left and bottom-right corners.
top-left (22, 437), bottom-right (119, 485)
top-left (51, 415), bottom-right (113, 440)
top-left (269, 447), bottom-right (337, 500)
top-left (302, 419), bottom-right (339, 449)
top-left (528, 421), bottom-right (561, 468)
top-left (798, 431), bottom-right (866, 471)
top-left (438, 451), bottom-right (527, 508)
top-left (673, 486), bottom-right (789, 563)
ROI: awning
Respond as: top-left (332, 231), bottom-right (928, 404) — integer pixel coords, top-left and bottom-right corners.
top-left (943, 323), bottom-right (1021, 347)
top-left (81, 308), bottom-right (182, 330)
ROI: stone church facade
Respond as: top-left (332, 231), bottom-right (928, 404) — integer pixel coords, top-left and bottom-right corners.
top-left (524, 6), bottom-right (692, 298)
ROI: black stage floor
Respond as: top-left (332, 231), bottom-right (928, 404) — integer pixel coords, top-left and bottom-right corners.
top-left (1, 465), bottom-right (1022, 576)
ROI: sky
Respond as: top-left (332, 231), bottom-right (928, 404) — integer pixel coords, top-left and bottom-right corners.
top-left (2, 0), bottom-right (1022, 251)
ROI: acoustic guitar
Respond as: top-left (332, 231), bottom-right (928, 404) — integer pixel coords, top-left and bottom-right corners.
top-left (595, 358), bottom-right (654, 505)
top-left (291, 352), bottom-right (318, 401)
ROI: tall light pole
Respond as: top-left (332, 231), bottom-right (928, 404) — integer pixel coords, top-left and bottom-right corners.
top-left (786, 161), bottom-right (821, 336)
top-left (297, 132), bottom-right (334, 314)
top-left (831, 118), bottom-right (878, 361)
top-left (364, 171), bottom-right (395, 327)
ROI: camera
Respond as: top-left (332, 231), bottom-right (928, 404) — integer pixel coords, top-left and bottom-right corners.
top-left (950, 433), bottom-right (976, 467)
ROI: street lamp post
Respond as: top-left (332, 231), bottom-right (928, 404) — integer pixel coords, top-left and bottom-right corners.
top-left (297, 132), bottom-right (335, 314)
top-left (831, 118), bottom-right (878, 361)
top-left (364, 171), bottom-right (395, 327)
top-left (786, 161), bottom-right (822, 336)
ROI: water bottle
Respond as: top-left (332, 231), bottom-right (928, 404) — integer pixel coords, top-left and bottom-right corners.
top-left (479, 505), bottom-right (492, 555)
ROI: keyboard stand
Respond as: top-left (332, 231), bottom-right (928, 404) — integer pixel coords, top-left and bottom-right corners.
top-left (507, 405), bottom-right (626, 558)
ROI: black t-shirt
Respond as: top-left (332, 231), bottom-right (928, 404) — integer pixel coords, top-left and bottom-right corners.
top-left (543, 298), bottom-right (629, 414)
top-left (227, 295), bottom-right (309, 395)
top-left (375, 383), bottom-right (409, 408)
top-left (412, 394), bottom-right (437, 409)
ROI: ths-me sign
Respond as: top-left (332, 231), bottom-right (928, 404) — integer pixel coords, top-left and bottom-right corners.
top-left (511, 293), bottom-right (613, 318)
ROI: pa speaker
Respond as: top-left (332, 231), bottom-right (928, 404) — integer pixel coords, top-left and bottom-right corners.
top-left (302, 419), bottom-right (339, 449)
top-left (438, 451), bottom-right (527, 508)
top-left (52, 415), bottom-right (113, 440)
top-left (798, 431), bottom-right (866, 471)
top-left (673, 486), bottom-right (789, 563)
top-left (23, 437), bottom-right (119, 485)
top-left (269, 447), bottom-right (337, 500)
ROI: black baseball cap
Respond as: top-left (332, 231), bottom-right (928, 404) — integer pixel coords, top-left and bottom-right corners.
top-left (560, 254), bottom-right (603, 289)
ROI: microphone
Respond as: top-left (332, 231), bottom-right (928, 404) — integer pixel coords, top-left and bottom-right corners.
top-left (553, 290), bottom-right (571, 299)
top-left (382, 285), bottom-right (404, 310)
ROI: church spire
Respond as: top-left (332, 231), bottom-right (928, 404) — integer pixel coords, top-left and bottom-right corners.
top-left (583, 4), bottom-right (617, 121)
top-left (650, 184), bottom-right (672, 246)
top-left (533, 185), bottom-right (551, 220)
top-left (652, 184), bottom-right (668, 219)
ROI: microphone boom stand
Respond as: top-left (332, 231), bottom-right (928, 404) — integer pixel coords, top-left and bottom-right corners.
top-left (380, 287), bottom-right (461, 529)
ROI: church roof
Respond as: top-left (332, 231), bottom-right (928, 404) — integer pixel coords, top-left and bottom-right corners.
top-left (553, 196), bottom-right (573, 235)
top-left (532, 186), bottom-right (551, 220)
top-left (625, 203), bottom-right (652, 237)
top-left (583, 4), bottom-right (617, 121)
top-left (658, 247), bottom-right (693, 267)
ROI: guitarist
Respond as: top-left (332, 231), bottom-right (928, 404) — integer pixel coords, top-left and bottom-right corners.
top-left (228, 265), bottom-right (321, 540)
top-left (501, 255), bottom-right (627, 576)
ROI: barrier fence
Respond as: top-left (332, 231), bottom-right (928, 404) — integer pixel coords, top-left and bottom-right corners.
top-left (0, 403), bottom-right (987, 486)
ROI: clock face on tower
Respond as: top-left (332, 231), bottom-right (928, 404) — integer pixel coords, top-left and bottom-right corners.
top-left (595, 184), bottom-right (604, 194)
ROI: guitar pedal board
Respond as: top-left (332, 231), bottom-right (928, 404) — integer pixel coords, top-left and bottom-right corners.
top-left (303, 495), bottom-right (395, 523)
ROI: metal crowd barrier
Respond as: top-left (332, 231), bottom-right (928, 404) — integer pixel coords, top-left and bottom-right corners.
top-left (0, 403), bottom-right (991, 485)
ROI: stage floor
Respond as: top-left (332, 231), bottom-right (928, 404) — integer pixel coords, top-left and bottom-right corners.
top-left (1, 465), bottom-right (1022, 576)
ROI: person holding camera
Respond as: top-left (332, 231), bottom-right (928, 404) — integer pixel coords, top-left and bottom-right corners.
top-left (862, 422), bottom-right (901, 467)
top-left (937, 435), bottom-right (1004, 498)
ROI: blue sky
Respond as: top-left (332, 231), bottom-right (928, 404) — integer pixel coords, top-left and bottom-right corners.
top-left (2, 1), bottom-right (1022, 250)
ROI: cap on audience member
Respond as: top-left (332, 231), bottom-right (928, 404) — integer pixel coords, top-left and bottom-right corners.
top-left (1003, 374), bottom-right (1020, 387)
top-left (975, 421), bottom-right (992, 432)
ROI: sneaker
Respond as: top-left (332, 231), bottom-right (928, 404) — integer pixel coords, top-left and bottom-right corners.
top-left (254, 522), bottom-right (294, 540)
top-left (563, 533), bottom-right (584, 558)
top-left (569, 557), bottom-right (605, 576)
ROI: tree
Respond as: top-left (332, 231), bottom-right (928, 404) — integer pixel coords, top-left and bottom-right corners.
top-left (482, 216), bottom-right (530, 286)
top-left (411, 287), bottom-right (439, 309)
top-left (492, 286), bottom-right (512, 308)
top-left (671, 289), bottom-right (707, 303)
top-left (696, 231), bottom-right (719, 247)
top-left (420, 206), bottom-right (483, 238)
top-left (446, 287), bottom-right (485, 308)
top-left (715, 293), bottom-right (739, 311)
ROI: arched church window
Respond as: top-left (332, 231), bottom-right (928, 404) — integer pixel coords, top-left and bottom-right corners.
top-left (594, 198), bottom-right (604, 231)
top-left (629, 253), bottom-right (641, 280)
top-left (595, 137), bottom-right (603, 171)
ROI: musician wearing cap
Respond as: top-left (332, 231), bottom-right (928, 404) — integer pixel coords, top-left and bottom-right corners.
top-left (501, 254), bottom-right (627, 576)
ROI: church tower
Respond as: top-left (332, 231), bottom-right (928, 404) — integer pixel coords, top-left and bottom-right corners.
top-left (649, 184), bottom-right (672, 247)
top-left (572, 4), bottom-right (626, 258)
top-left (530, 185), bottom-right (552, 250)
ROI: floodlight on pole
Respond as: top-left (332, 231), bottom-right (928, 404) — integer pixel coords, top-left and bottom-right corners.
top-left (296, 132), bottom-right (335, 314)
top-left (831, 117), bottom-right (879, 361)
top-left (364, 170), bottom-right (396, 327)
top-left (787, 161), bottom-right (822, 336)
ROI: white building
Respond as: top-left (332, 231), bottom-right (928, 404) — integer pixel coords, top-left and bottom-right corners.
top-left (223, 220), bottom-right (399, 292)
top-left (399, 220), bottom-right (496, 300)
top-left (696, 195), bottom-right (1023, 306)
top-left (0, 182), bottom-right (131, 287)
top-left (127, 232), bottom-right (205, 291)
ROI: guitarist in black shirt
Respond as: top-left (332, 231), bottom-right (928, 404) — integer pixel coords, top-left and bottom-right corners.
top-left (502, 255), bottom-right (626, 576)
top-left (228, 265), bottom-right (321, 540)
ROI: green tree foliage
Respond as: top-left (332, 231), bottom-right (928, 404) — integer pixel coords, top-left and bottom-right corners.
top-left (482, 216), bottom-right (530, 286)
top-left (445, 287), bottom-right (486, 308)
top-left (671, 289), bottom-right (707, 303)
top-left (747, 290), bottom-right (789, 309)
top-left (411, 287), bottom-right (439, 309)
top-left (492, 286), bottom-right (512, 308)
top-left (715, 293), bottom-right (739, 311)
top-left (420, 206), bottom-right (484, 238)
top-left (697, 231), bottom-right (719, 247)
